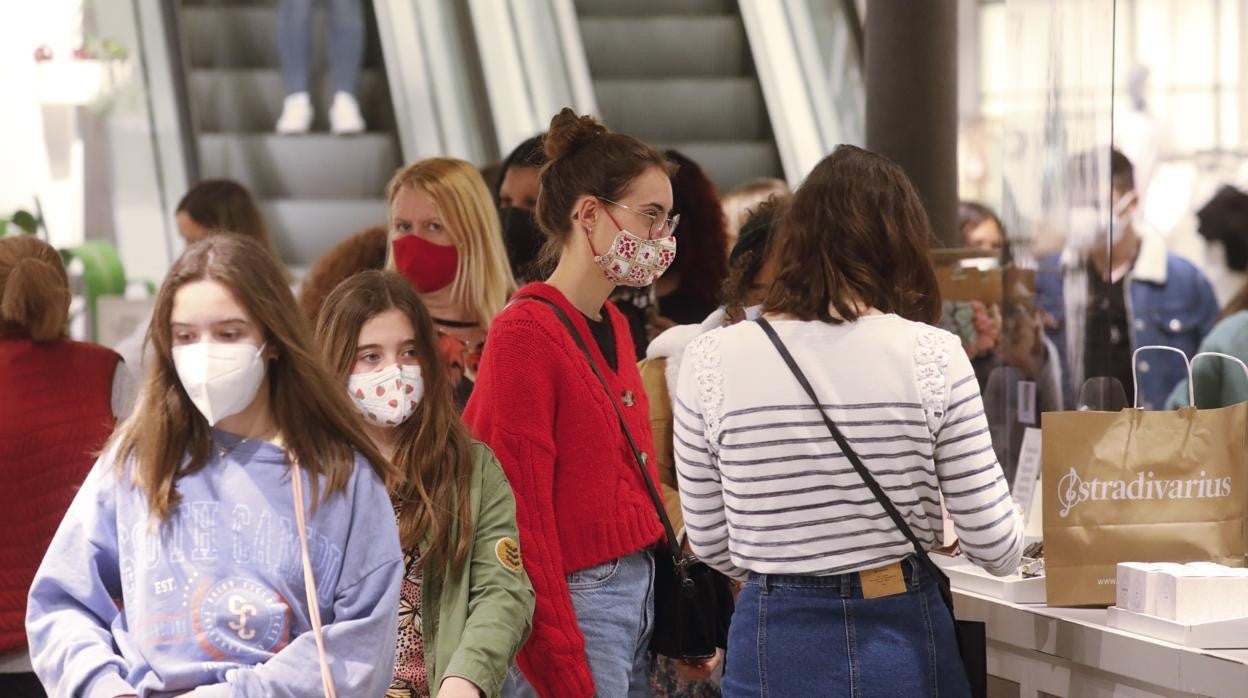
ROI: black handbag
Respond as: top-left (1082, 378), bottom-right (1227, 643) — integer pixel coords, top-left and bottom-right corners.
top-left (756, 317), bottom-right (988, 698)
top-left (518, 295), bottom-right (734, 661)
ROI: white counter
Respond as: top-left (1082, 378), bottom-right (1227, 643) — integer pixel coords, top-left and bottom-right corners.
top-left (954, 589), bottom-right (1248, 697)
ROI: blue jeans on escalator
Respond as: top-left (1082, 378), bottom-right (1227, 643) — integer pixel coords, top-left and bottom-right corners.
top-left (722, 557), bottom-right (971, 698)
top-left (277, 0), bottom-right (364, 96)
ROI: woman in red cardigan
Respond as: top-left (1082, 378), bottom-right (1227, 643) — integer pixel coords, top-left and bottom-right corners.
top-left (463, 109), bottom-right (678, 698)
top-left (0, 237), bottom-right (123, 697)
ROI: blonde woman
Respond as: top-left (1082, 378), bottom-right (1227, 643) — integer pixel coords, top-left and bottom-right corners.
top-left (387, 158), bottom-right (516, 407)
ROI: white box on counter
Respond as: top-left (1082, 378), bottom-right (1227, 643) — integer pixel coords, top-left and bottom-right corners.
top-left (1121, 562), bottom-right (1248, 624)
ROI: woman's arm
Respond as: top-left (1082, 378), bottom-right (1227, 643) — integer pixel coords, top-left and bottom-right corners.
top-left (26, 457), bottom-right (137, 697)
top-left (212, 468), bottom-right (404, 697)
top-left (932, 337), bottom-right (1025, 576)
top-left (672, 334), bottom-right (744, 580)
top-left (440, 452), bottom-right (535, 697)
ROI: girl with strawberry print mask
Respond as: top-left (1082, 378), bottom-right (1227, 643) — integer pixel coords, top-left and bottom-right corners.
top-left (316, 271), bottom-right (533, 698)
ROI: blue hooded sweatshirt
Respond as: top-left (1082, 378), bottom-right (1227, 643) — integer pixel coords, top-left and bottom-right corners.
top-left (26, 431), bottom-right (403, 697)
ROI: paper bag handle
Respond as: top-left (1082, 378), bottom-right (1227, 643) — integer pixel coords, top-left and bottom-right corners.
top-left (1132, 346), bottom-right (1192, 409)
top-left (1189, 352), bottom-right (1248, 405)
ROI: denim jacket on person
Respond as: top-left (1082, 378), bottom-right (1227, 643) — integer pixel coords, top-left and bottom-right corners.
top-left (1037, 233), bottom-right (1220, 410)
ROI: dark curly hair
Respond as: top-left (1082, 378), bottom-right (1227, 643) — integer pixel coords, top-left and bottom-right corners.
top-left (722, 196), bottom-right (786, 323)
top-left (665, 149), bottom-right (728, 307)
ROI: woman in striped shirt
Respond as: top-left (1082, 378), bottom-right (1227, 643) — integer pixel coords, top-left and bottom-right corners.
top-left (674, 145), bottom-right (1024, 697)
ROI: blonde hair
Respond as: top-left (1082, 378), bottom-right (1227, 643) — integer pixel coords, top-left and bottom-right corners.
top-left (0, 236), bottom-right (70, 341)
top-left (385, 158), bottom-right (516, 327)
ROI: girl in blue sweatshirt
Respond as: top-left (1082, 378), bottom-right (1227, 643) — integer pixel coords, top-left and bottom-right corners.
top-left (26, 235), bottom-right (404, 697)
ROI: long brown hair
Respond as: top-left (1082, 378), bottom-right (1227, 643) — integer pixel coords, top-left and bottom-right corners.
top-left (111, 235), bottom-right (394, 520)
top-left (315, 271), bottom-right (475, 573)
top-left (178, 179), bottom-right (282, 261)
top-left (0, 236), bottom-right (70, 341)
top-left (762, 145), bottom-right (941, 324)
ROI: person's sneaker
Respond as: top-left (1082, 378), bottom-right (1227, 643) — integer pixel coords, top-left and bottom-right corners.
top-left (275, 92), bottom-right (313, 135)
top-left (329, 91), bottom-right (366, 135)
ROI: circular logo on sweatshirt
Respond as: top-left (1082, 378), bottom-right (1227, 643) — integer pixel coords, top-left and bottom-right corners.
top-left (192, 577), bottom-right (291, 660)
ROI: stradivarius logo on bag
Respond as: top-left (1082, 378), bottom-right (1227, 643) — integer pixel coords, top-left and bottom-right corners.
top-left (1057, 468), bottom-right (1233, 518)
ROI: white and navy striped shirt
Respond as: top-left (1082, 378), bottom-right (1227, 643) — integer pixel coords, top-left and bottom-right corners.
top-left (673, 315), bottom-right (1024, 580)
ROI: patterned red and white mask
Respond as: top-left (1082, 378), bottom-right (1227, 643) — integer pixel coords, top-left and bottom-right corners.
top-left (347, 363), bottom-right (424, 428)
top-left (590, 227), bottom-right (677, 288)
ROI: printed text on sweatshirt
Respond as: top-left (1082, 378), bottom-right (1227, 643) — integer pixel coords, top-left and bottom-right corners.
top-left (26, 433), bottom-right (403, 698)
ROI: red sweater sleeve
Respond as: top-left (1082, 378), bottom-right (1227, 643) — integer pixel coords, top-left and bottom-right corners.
top-left (463, 318), bottom-right (596, 698)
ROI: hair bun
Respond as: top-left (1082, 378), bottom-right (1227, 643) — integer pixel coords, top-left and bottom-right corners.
top-left (544, 108), bottom-right (607, 161)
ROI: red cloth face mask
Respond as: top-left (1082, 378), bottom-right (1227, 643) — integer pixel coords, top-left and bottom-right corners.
top-left (393, 234), bottom-right (459, 293)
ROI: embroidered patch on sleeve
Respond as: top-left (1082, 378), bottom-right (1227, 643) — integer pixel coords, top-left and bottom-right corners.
top-left (495, 537), bottom-right (523, 572)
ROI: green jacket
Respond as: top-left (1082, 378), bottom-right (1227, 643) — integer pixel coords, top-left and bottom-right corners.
top-left (1165, 310), bottom-right (1248, 409)
top-left (416, 443), bottom-right (535, 697)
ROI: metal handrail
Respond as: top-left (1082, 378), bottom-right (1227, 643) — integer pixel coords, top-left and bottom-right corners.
top-left (467, 0), bottom-right (598, 159)
top-left (739, 0), bottom-right (866, 184)
top-left (373, 0), bottom-right (493, 163)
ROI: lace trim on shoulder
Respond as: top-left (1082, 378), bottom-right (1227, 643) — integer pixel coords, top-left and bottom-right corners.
top-left (688, 331), bottom-right (724, 445)
top-left (915, 328), bottom-right (952, 433)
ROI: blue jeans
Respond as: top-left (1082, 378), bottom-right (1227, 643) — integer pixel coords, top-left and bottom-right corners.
top-left (505, 550), bottom-right (656, 698)
top-left (277, 0), bottom-right (364, 95)
top-left (723, 558), bottom-right (971, 698)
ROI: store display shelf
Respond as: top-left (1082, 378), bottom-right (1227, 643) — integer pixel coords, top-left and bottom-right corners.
top-left (933, 554), bottom-right (1046, 604)
top-left (1107, 606), bottom-right (1248, 649)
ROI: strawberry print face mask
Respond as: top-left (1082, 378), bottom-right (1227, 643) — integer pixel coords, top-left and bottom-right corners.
top-left (347, 364), bottom-right (424, 427)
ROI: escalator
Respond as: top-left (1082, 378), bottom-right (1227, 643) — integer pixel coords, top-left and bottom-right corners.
top-left (179, 0), bottom-right (401, 274)
top-left (573, 0), bottom-right (783, 190)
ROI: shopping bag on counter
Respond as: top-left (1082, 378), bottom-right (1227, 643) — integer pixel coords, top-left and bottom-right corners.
top-left (1042, 348), bottom-right (1248, 607)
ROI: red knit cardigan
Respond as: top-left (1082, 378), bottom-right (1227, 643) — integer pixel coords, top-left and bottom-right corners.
top-left (463, 283), bottom-right (665, 698)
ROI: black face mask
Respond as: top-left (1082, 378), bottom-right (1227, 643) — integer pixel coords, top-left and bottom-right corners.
top-left (499, 206), bottom-right (546, 282)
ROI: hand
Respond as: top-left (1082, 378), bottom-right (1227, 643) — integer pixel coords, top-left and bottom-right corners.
top-left (674, 649), bottom-right (723, 681)
top-left (436, 676), bottom-right (482, 698)
top-left (1000, 310), bottom-right (1045, 379)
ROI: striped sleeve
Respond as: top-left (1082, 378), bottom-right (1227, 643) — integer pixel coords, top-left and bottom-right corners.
top-left (672, 335), bottom-right (744, 580)
top-left (933, 346), bottom-right (1024, 576)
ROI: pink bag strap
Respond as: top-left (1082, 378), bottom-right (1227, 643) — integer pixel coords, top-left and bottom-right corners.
top-left (284, 441), bottom-right (337, 698)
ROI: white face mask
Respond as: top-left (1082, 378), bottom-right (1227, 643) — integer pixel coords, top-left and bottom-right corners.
top-left (1066, 193), bottom-right (1136, 255)
top-left (347, 363), bottom-right (424, 428)
top-left (743, 304), bottom-right (764, 321)
top-left (172, 342), bottom-right (267, 426)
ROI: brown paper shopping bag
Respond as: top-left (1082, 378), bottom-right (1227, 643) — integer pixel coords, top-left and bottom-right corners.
top-left (1042, 348), bottom-right (1248, 607)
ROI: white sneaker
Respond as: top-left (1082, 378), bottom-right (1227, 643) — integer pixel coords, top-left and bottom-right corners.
top-left (276, 92), bottom-right (313, 135)
top-left (329, 91), bottom-right (366, 135)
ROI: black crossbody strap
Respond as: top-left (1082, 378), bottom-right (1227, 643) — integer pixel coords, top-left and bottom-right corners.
top-left (516, 295), bottom-right (682, 559)
top-left (756, 317), bottom-right (955, 609)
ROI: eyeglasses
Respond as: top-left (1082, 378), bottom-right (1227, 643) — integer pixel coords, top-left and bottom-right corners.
top-left (598, 197), bottom-right (680, 239)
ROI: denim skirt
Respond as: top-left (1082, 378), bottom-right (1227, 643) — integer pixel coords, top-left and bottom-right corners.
top-left (722, 557), bottom-right (972, 698)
